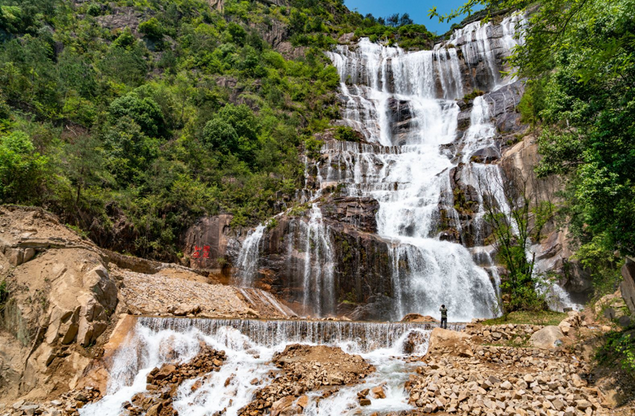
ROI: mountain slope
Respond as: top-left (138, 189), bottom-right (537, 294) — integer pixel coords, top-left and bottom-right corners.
top-left (0, 0), bottom-right (434, 260)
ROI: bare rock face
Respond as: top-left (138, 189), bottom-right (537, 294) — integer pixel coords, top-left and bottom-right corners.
top-left (621, 257), bottom-right (635, 315)
top-left (387, 98), bottom-right (417, 144)
top-left (182, 214), bottom-right (235, 270)
top-left (320, 196), bottom-right (379, 233)
top-left (95, 7), bottom-right (147, 33)
top-left (256, 212), bottom-right (395, 319)
top-left (0, 206), bottom-right (118, 399)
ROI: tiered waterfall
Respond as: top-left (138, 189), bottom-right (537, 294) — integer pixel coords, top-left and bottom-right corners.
top-left (236, 15), bottom-right (531, 321)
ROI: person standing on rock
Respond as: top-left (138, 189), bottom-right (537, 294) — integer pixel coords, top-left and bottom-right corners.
top-left (439, 304), bottom-right (448, 329)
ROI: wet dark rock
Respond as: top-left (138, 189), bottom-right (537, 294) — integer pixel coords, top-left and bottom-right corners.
top-left (256, 212), bottom-right (396, 319)
top-left (320, 196), bottom-right (379, 233)
top-left (470, 146), bottom-right (500, 164)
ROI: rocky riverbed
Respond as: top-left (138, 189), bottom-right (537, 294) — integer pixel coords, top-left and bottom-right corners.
top-left (2, 309), bottom-right (633, 416)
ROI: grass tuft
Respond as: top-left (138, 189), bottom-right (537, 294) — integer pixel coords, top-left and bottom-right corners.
top-left (482, 310), bottom-right (568, 326)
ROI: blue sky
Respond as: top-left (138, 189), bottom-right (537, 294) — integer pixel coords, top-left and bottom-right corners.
top-left (343, 0), bottom-right (474, 35)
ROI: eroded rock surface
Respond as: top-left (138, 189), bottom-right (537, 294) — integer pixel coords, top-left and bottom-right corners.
top-left (0, 206), bottom-right (118, 400)
top-left (621, 257), bottom-right (635, 315)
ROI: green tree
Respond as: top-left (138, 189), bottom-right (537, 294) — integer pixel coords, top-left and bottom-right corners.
top-left (139, 17), bottom-right (164, 42)
top-left (480, 168), bottom-right (552, 312)
top-left (0, 131), bottom-right (49, 202)
top-left (102, 117), bottom-right (159, 186)
top-left (108, 93), bottom-right (166, 138)
top-left (61, 134), bottom-right (109, 208)
top-left (432, 0), bottom-right (635, 259)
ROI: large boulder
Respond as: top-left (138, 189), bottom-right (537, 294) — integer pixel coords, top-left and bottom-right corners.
top-left (594, 291), bottom-right (630, 323)
top-left (427, 328), bottom-right (473, 357)
top-left (182, 215), bottom-right (235, 270)
top-left (621, 257), bottom-right (635, 315)
top-left (529, 326), bottom-right (564, 349)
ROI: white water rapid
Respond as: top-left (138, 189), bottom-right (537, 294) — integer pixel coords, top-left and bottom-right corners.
top-left (80, 318), bottom-right (448, 416)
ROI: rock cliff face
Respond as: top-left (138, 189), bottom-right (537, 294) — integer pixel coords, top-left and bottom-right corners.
top-left (250, 200), bottom-right (396, 319)
top-left (0, 206), bottom-right (118, 400)
top-left (182, 214), bottom-right (238, 273)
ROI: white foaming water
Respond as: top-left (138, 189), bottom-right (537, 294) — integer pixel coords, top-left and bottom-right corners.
top-left (449, 13), bottom-right (525, 90)
top-left (302, 204), bottom-right (336, 316)
top-left (323, 17), bottom-right (531, 320)
top-left (81, 318), bottom-right (441, 416)
top-left (235, 225), bottom-right (265, 287)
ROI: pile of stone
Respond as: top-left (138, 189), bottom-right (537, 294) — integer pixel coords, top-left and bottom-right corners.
top-left (122, 344), bottom-right (225, 416)
top-left (240, 344), bottom-right (374, 416)
top-left (406, 346), bottom-right (607, 415)
top-left (2, 388), bottom-right (101, 416)
top-left (466, 324), bottom-right (540, 344)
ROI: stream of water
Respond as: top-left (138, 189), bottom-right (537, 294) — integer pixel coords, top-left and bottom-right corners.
top-left (80, 318), bottom-right (449, 416)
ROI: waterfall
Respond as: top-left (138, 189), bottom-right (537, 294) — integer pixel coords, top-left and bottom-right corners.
top-left (321, 15), bottom-right (533, 321)
top-left (80, 317), bottom-right (446, 416)
top-left (235, 225), bottom-right (265, 287)
top-left (234, 15), bottom-right (553, 321)
top-left (301, 204), bottom-right (336, 316)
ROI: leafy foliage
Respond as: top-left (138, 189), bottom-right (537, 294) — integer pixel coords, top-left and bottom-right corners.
top-left (0, 0), bottom-right (411, 260)
top-left (480, 168), bottom-right (551, 312)
top-left (0, 279), bottom-right (8, 313)
top-left (0, 131), bottom-right (49, 203)
top-left (597, 330), bottom-right (635, 375)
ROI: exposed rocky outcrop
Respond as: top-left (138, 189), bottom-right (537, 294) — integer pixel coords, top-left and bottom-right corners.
top-left (182, 214), bottom-right (237, 272)
top-left (95, 7), bottom-right (149, 34)
top-left (0, 206), bottom-right (118, 400)
top-left (501, 137), bottom-right (594, 303)
top-left (253, 203), bottom-right (396, 319)
top-left (594, 291), bottom-right (632, 327)
top-left (319, 196), bottom-right (379, 233)
top-left (0, 206), bottom-right (294, 403)
top-left (388, 97), bottom-right (417, 145)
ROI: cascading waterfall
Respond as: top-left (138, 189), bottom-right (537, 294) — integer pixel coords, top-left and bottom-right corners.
top-left (81, 317), bottom-right (444, 416)
top-left (449, 14), bottom-right (525, 90)
top-left (301, 204), bottom-right (336, 316)
top-left (83, 16), bottom-right (563, 416)
top-left (234, 14), bottom-right (567, 321)
top-left (235, 225), bottom-right (265, 287)
top-left (320, 15), bottom-right (531, 321)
